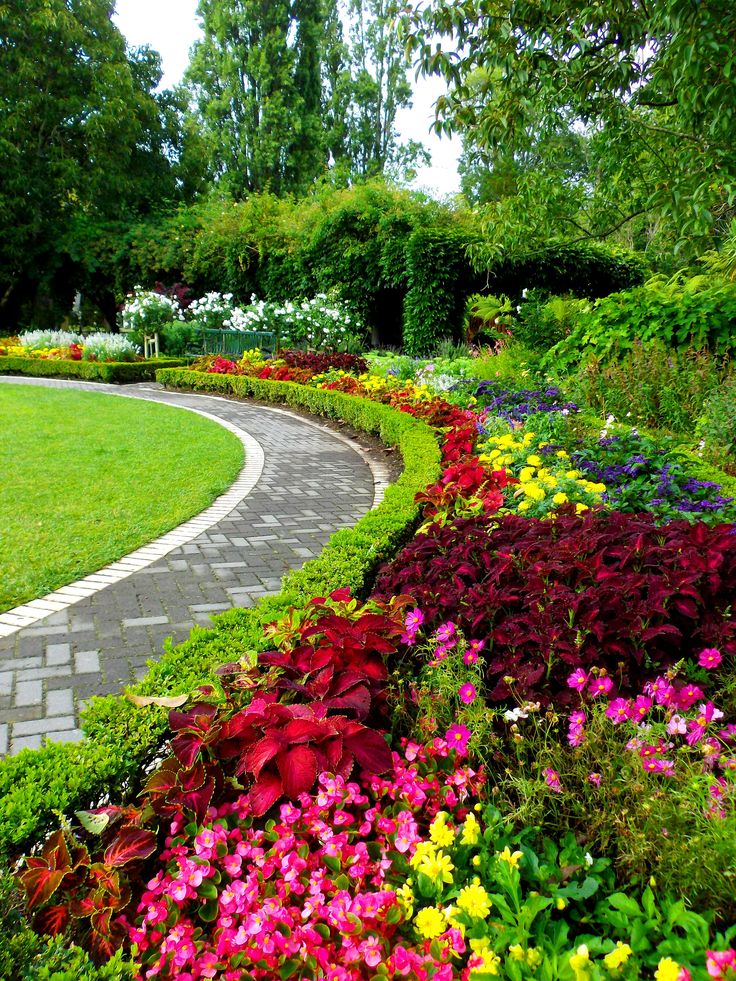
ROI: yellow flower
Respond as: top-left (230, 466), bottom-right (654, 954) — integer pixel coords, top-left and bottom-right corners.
top-left (469, 941), bottom-right (501, 977)
top-left (527, 948), bottom-right (542, 969)
top-left (522, 482), bottom-right (545, 501)
top-left (553, 492), bottom-right (568, 505)
top-left (603, 942), bottom-right (633, 971)
top-left (414, 906), bottom-right (447, 939)
top-left (457, 881), bottom-right (492, 919)
top-left (517, 499), bottom-right (531, 513)
top-left (396, 881), bottom-right (414, 916)
top-left (556, 897), bottom-right (567, 910)
top-left (497, 846), bottom-right (523, 868)
top-left (570, 944), bottom-right (591, 981)
top-left (409, 841), bottom-right (436, 869)
top-left (565, 469), bottom-right (582, 479)
top-left (472, 855), bottom-right (481, 866)
top-left (460, 812), bottom-right (481, 846)
top-left (429, 813), bottom-right (455, 848)
top-left (575, 503), bottom-right (589, 514)
top-left (556, 449), bottom-right (569, 459)
top-left (417, 849), bottom-right (455, 884)
top-left (654, 958), bottom-right (681, 981)
top-left (519, 466), bottom-right (536, 483)
top-left (526, 454), bottom-right (543, 467)
top-left (509, 944), bottom-right (525, 961)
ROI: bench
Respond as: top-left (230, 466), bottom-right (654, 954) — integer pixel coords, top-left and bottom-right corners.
top-left (188, 328), bottom-right (279, 358)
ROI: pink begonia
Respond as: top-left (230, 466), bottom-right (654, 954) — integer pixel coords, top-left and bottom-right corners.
top-left (706, 948), bottom-right (736, 979)
top-left (699, 647), bottom-right (723, 670)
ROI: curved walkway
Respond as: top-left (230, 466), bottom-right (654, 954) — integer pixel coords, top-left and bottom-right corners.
top-left (0, 377), bottom-right (388, 756)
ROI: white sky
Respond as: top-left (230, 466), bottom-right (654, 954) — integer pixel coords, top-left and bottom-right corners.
top-left (112, 0), bottom-right (461, 197)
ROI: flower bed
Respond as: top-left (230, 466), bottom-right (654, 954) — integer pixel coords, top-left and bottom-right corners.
top-left (7, 355), bottom-right (736, 980)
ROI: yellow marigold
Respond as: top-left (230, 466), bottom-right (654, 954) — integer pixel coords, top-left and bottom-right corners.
top-left (553, 492), bottom-right (568, 505)
top-left (556, 449), bottom-right (569, 459)
top-left (603, 942), bottom-right (633, 971)
top-left (654, 958), bottom-right (681, 981)
top-left (519, 466), bottom-right (536, 482)
top-left (417, 849), bottom-right (454, 884)
top-left (565, 469), bottom-right (582, 479)
top-left (526, 454), bottom-right (543, 467)
top-left (498, 845), bottom-right (523, 868)
top-left (414, 905), bottom-right (447, 939)
top-left (457, 881), bottom-right (492, 919)
top-left (460, 812), bottom-right (481, 846)
top-left (522, 482), bottom-right (545, 501)
top-left (517, 500), bottom-right (531, 512)
top-left (575, 503), bottom-right (589, 514)
top-left (429, 813), bottom-right (455, 848)
top-left (570, 944), bottom-right (591, 981)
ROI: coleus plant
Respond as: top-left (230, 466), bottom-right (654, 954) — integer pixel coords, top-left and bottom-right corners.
top-left (415, 458), bottom-right (516, 528)
top-left (374, 510), bottom-right (736, 704)
top-left (17, 590), bottom-right (409, 960)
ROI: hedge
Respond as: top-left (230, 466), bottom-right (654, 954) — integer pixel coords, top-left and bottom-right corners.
top-left (0, 356), bottom-right (188, 384)
top-left (0, 373), bottom-right (441, 857)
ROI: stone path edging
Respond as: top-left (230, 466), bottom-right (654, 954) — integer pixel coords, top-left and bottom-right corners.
top-left (0, 376), bottom-right (383, 755)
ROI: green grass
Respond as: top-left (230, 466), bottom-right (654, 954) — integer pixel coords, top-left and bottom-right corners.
top-left (0, 385), bottom-right (244, 612)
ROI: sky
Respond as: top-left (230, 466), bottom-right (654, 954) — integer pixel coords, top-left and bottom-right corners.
top-left (111, 0), bottom-right (462, 197)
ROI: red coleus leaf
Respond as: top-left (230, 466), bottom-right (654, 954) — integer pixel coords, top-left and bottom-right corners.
top-left (341, 723), bottom-right (393, 774)
top-left (169, 701), bottom-right (218, 733)
top-left (170, 729), bottom-right (205, 768)
top-left (249, 771), bottom-right (283, 817)
top-left (103, 826), bottom-right (157, 868)
top-left (19, 865), bottom-right (67, 911)
top-left (89, 909), bottom-right (126, 964)
top-left (277, 745), bottom-right (318, 799)
top-left (33, 904), bottom-right (70, 936)
top-left (242, 735), bottom-right (283, 779)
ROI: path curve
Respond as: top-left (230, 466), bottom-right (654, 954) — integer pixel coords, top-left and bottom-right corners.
top-left (0, 377), bottom-right (388, 755)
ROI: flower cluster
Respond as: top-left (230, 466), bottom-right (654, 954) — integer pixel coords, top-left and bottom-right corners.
top-left (120, 289), bottom-right (185, 333)
top-left (12, 330), bottom-right (140, 362)
top-left (475, 381), bottom-right (579, 423)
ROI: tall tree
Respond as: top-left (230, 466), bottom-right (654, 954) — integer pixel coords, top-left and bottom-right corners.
top-left (402, 0), bottom-right (736, 253)
top-left (0, 0), bottom-right (189, 329)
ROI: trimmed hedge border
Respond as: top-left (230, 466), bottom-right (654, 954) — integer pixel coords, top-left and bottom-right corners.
top-left (0, 371), bottom-right (441, 856)
top-left (0, 355), bottom-right (188, 384)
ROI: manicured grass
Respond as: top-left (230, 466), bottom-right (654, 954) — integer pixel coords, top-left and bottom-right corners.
top-left (0, 385), bottom-right (244, 612)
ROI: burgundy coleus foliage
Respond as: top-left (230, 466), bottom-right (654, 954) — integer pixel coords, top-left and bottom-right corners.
top-left (18, 814), bottom-right (154, 961)
top-left (374, 510), bottom-right (736, 703)
top-left (18, 592), bottom-right (405, 957)
top-left (390, 397), bottom-right (478, 463)
top-left (279, 349), bottom-right (369, 374)
top-left (415, 458), bottom-right (516, 521)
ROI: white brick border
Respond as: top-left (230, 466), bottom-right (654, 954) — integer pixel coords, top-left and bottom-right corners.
top-left (0, 389), bottom-right (265, 637)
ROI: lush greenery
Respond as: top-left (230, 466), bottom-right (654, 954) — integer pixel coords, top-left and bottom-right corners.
top-left (0, 355), bottom-right (188, 384)
top-left (0, 385), bottom-right (243, 612)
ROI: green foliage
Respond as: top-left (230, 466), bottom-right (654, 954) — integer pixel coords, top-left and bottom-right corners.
top-left (569, 343), bottom-right (734, 436)
top-left (0, 376), bottom-right (440, 858)
top-left (402, 0), bottom-right (736, 253)
top-left (513, 292), bottom-right (590, 353)
top-left (0, 355), bottom-right (187, 384)
top-left (696, 377), bottom-right (736, 464)
top-left (546, 274), bottom-right (736, 372)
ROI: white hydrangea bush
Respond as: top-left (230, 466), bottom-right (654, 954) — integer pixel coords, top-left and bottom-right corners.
top-left (232, 292), bottom-right (363, 350)
top-left (187, 292), bottom-right (239, 331)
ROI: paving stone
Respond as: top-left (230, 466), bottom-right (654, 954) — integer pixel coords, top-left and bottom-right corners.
top-left (14, 714), bottom-right (77, 736)
top-left (46, 688), bottom-right (75, 716)
top-left (12, 733), bottom-right (43, 752)
top-left (15, 680), bottom-right (43, 706)
top-left (74, 650), bottom-right (101, 674)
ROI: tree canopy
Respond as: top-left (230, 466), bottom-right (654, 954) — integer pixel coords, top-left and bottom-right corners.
top-left (402, 0), bottom-right (736, 254)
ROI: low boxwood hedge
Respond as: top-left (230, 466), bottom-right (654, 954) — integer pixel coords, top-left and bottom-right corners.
top-left (0, 371), bottom-right (441, 857)
top-left (0, 356), bottom-right (188, 384)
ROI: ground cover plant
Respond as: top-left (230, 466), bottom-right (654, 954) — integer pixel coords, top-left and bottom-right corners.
top-left (8, 348), bottom-right (736, 980)
top-left (0, 385), bottom-right (243, 612)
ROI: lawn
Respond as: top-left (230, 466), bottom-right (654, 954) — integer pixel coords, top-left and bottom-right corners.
top-left (0, 385), bottom-right (244, 612)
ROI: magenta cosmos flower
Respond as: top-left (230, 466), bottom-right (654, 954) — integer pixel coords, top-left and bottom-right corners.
top-left (446, 724), bottom-right (471, 754)
top-left (458, 682), bottom-right (477, 705)
top-left (698, 647), bottom-right (723, 670)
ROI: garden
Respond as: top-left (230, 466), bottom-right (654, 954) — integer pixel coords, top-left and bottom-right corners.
top-left (2, 256), bottom-right (736, 981)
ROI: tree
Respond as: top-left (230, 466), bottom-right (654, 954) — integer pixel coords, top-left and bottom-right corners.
top-left (0, 0), bottom-right (192, 329)
top-left (402, 0), bottom-right (736, 254)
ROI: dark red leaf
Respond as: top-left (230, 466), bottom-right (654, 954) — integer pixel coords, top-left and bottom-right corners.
top-left (278, 745), bottom-right (318, 799)
top-left (103, 827), bottom-right (157, 868)
top-left (249, 771), bottom-right (283, 817)
top-left (34, 904), bottom-right (70, 936)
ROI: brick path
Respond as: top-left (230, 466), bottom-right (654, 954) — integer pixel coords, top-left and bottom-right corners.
top-left (0, 378), bottom-right (388, 755)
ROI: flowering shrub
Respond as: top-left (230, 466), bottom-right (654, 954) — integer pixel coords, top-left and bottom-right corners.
top-left (187, 292), bottom-right (240, 332)
top-left (375, 510), bottom-right (736, 704)
top-left (12, 331), bottom-right (140, 362)
top-left (227, 293), bottom-right (364, 351)
top-left (120, 290), bottom-right (184, 334)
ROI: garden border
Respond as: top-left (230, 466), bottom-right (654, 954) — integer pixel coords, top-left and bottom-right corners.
top-left (0, 355), bottom-right (188, 384)
top-left (0, 373), bottom-right (442, 855)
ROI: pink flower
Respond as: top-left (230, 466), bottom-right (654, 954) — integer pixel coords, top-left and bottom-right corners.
top-left (588, 675), bottom-right (614, 698)
top-left (699, 647), bottom-right (723, 670)
top-left (631, 695), bottom-right (653, 721)
top-left (459, 682), bottom-right (477, 705)
top-left (543, 768), bottom-right (563, 793)
top-left (706, 948), bottom-right (736, 979)
top-left (686, 702), bottom-right (724, 746)
top-left (360, 935), bottom-right (384, 967)
top-left (642, 758), bottom-right (675, 776)
top-left (667, 714), bottom-right (687, 735)
top-left (588, 772), bottom-right (602, 787)
top-left (677, 683), bottom-right (704, 710)
top-left (446, 724), bottom-right (471, 754)
top-left (437, 621), bottom-right (456, 644)
top-left (567, 669), bottom-right (588, 692)
top-left (606, 698), bottom-right (631, 724)
top-left (405, 608), bottom-right (424, 631)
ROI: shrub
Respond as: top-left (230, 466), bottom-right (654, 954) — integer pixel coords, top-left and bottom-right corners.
top-left (120, 289), bottom-right (184, 334)
top-left (0, 355), bottom-right (188, 383)
top-left (374, 510), bottom-right (736, 705)
top-left (697, 376), bottom-right (736, 463)
top-left (545, 273), bottom-right (736, 372)
top-left (512, 291), bottom-right (590, 352)
top-left (569, 341), bottom-right (733, 434)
